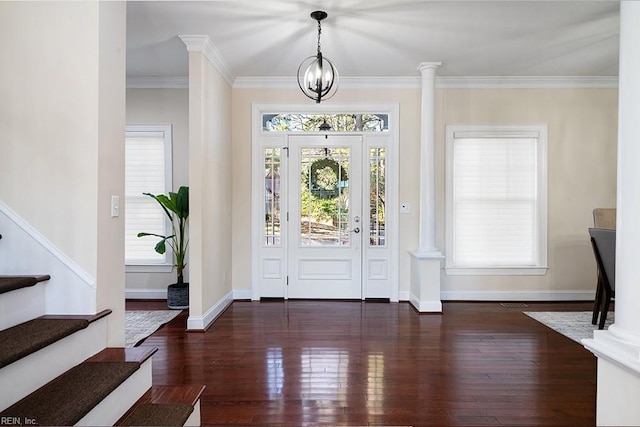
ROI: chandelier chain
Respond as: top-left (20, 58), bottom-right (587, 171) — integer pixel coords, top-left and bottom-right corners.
top-left (316, 19), bottom-right (322, 55)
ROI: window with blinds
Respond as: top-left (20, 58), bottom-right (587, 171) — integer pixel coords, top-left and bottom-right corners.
top-left (445, 125), bottom-right (547, 275)
top-left (125, 124), bottom-right (172, 267)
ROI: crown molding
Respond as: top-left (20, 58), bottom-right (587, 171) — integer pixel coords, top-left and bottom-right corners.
top-left (127, 75), bottom-right (619, 90)
top-left (179, 35), bottom-right (235, 87)
top-left (437, 75), bottom-right (618, 89)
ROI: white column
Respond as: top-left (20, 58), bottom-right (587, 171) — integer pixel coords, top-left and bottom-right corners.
top-left (410, 62), bottom-right (443, 313)
top-left (583, 3), bottom-right (640, 425)
top-left (417, 62), bottom-right (441, 255)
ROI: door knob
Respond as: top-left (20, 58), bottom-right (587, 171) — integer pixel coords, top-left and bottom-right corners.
top-left (351, 227), bottom-right (360, 234)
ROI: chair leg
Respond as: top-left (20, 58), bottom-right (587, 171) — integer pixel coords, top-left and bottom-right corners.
top-left (592, 274), bottom-right (603, 325)
top-left (599, 289), bottom-right (612, 330)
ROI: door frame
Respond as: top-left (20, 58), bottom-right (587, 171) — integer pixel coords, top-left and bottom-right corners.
top-left (250, 103), bottom-right (399, 301)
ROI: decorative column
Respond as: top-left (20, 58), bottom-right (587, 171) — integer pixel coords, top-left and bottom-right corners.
top-left (409, 62), bottom-right (444, 313)
top-left (583, 3), bottom-right (640, 425)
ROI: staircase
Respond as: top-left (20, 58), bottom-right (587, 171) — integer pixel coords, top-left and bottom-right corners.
top-left (0, 275), bottom-right (204, 426)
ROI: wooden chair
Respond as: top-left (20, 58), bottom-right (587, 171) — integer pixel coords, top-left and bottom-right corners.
top-left (591, 208), bottom-right (616, 325)
top-left (589, 228), bottom-right (616, 330)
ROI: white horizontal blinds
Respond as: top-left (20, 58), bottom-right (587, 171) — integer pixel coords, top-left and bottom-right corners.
top-left (452, 135), bottom-right (538, 267)
top-left (125, 126), bottom-right (171, 265)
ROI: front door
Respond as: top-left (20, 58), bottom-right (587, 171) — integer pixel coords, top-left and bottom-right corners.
top-left (287, 135), bottom-right (363, 299)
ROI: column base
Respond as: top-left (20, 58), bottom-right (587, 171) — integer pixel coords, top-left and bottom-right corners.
top-left (409, 250), bottom-right (444, 313)
top-left (583, 329), bottom-right (640, 426)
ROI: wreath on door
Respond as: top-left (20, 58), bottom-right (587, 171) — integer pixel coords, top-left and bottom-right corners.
top-left (309, 158), bottom-right (348, 199)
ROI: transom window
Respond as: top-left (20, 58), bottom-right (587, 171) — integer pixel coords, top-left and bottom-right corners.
top-left (263, 113), bottom-right (388, 132)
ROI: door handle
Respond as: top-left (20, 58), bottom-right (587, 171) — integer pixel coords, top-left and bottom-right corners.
top-left (350, 227), bottom-right (360, 234)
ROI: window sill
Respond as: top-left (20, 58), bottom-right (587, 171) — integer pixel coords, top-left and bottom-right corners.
top-left (445, 267), bottom-right (548, 276)
top-left (126, 264), bottom-right (173, 274)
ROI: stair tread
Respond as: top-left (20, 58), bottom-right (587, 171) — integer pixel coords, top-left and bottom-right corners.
top-left (0, 360), bottom-right (140, 426)
top-left (0, 318), bottom-right (89, 369)
top-left (118, 403), bottom-right (193, 426)
top-left (139, 385), bottom-right (205, 406)
top-left (87, 346), bottom-right (158, 364)
top-left (115, 385), bottom-right (205, 426)
top-left (0, 311), bottom-right (112, 369)
top-left (0, 275), bottom-right (50, 295)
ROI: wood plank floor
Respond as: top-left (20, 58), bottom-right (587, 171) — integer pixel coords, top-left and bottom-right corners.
top-left (129, 300), bottom-right (597, 426)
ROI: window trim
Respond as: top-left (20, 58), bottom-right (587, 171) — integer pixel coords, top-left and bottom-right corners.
top-left (444, 124), bottom-right (548, 276)
top-left (124, 124), bottom-right (173, 272)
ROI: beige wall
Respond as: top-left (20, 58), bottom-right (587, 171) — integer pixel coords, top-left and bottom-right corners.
top-left (0, 1), bottom-right (101, 274)
top-left (188, 51), bottom-right (233, 320)
top-left (0, 1), bottom-right (126, 343)
top-left (437, 88), bottom-right (617, 297)
top-left (125, 88), bottom-right (189, 293)
top-left (231, 86), bottom-right (617, 299)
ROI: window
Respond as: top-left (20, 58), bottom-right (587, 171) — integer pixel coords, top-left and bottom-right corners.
top-left (445, 125), bottom-right (547, 275)
top-left (125, 124), bottom-right (172, 269)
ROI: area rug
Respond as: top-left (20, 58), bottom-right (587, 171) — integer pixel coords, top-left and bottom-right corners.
top-left (524, 311), bottom-right (614, 344)
top-left (125, 310), bottom-right (181, 347)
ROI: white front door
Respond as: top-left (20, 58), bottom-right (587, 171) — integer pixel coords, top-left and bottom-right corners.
top-left (287, 135), bottom-right (363, 299)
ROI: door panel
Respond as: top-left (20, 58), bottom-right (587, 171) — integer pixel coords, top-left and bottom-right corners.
top-left (288, 135), bottom-right (362, 299)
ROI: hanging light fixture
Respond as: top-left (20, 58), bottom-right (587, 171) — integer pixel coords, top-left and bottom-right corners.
top-left (297, 11), bottom-right (339, 103)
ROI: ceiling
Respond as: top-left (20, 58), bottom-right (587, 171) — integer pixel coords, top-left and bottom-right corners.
top-left (126, 1), bottom-right (620, 84)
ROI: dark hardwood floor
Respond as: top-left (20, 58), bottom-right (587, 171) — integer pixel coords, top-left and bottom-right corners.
top-left (127, 300), bottom-right (597, 426)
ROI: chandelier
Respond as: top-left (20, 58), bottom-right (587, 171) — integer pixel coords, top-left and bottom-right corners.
top-left (297, 11), bottom-right (339, 103)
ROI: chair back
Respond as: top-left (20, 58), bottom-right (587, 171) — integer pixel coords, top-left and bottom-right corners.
top-left (593, 208), bottom-right (616, 229)
top-left (589, 227), bottom-right (616, 291)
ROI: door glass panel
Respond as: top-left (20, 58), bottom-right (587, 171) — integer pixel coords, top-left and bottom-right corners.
top-left (264, 148), bottom-right (281, 246)
top-left (300, 147), bottom-right (350, 246)
top-left (369, 147), bottom-right (386, 246)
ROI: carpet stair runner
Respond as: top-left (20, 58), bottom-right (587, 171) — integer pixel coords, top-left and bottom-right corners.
top-left (117, 385), bottom-right (206, 426)
top-left (0, 275), bottom-right (50, 295)
top-left (0, 271), bottom-right (203, 425)
top-left (0, 347), bottom-right (156, 426)
top-left (0, 310), bottom-right (111, 369)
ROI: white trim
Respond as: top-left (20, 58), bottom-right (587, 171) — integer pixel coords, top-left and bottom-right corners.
top-left (445, 267), bottom-right (548, 276)
top-left (125, 264), bottom-right (173, 273)
top-left (0, 200), bottom-right (96, 289)
top-left (124, 289), bottom-right (168, 300)
top-left (129, 75), bottom-right (619, 90)
top-left (187, 290), bottom-right (233, 330)
top-left (251, 103), bottom-right (400, 302)
top-left (179, 35), bottom-right (235, 86)
top-left (398, 291), bottom-right (410, 301)
top-left (437, 75), bottom-right (618, 89)
top-left (409, 293), bottom-right (443, 312)
top-left (233, 289), bottom-right (252, 300)
top-left (441, 290), bottom-right (594, 301)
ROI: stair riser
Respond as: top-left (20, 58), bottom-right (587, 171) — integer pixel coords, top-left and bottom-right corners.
top-left (76, 359), bottom-right (153, 426)
top-left (0, 285), bottom-right (44, 331)
top-left (0, 317), bottom-right (107, 409)
top-left (185, 401), bottom-right (201, 427)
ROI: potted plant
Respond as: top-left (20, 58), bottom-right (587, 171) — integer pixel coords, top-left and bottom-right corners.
top-left (137, 186), bottom-right (189, 309)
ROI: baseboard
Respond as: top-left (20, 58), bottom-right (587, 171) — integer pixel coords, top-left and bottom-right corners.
top-left (398, 291), bottom-right (410, 301)
top-left (232, 289), bottom-right (252, 300)
top-left (440, 290), bottom-right (595, 301)
top-left (409, 293), bottom-right (443, 313)
top-left (125, 289), bottom-right (168, 299)
top-left (187, 290), bottom-right (233, 331)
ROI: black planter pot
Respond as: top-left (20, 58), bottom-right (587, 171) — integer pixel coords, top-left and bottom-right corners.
top-left (167, 282), bottom-right (189, 309)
